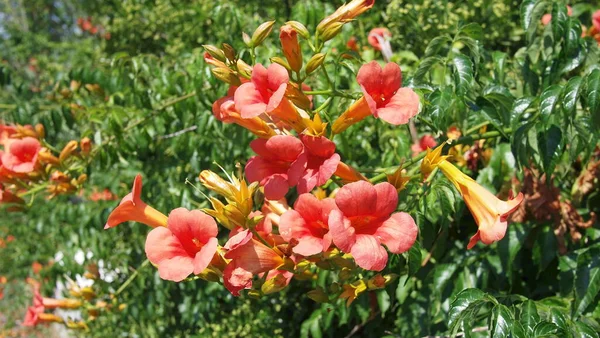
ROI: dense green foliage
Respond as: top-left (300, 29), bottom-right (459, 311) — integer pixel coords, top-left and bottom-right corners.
top-left (1, 0), bottom-right (600, 337)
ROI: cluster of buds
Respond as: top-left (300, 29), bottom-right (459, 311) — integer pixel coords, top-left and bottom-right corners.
top-left (0, 122), bottom-right (92, 208)
top-left (77, 17), bottom-right (111, 40)
top-left (104, 0), bottom-right (524, 305)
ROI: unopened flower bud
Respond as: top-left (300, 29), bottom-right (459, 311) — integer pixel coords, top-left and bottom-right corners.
top-left (59, 140), bottom-right (78, 162)
top-left (242, 32), bottom-right (252, 46)
top-left (80, 137), bottom-right (92, 155)
top-left (202, 45), bottom-right (226, 62)
top-left (286, 21), bottom-right (310, 39)
top-left (199, 170), bottom-right (232, 197)
top-left (236, 59), bottom-right (253, 78)
top-left (305, 53), bottom-right (326, 75)
top-left (35, 124), bottom-right (45, 139)
top-left (319, 21), bottom-right (344, 42)
top-left (251, 21), bottom-right (275, 47)
top-left (70, 80), bottom-right (81, 91)
top-left (270, 57), bottom-right (291, 71)
top-left (211, 67), bottom-right (241, 86)
top-left (261, 273), bottom-right (289, 294)
top-left (247, 289), bottom-right (262, 299)
top-left (338, 267), bottom-right (353, 281)
top-left (81, 286), bottom-right (96, 300)
top-left (77, 174), bottom-right (88, 185)
top-left (280, 24), bottom-right (302, 72)
top-left (196, 266), bottom-right (222, 283)
top-left (222, 43), bottom-right (236, 62)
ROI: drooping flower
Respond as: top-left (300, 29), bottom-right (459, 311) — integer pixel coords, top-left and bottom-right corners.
top-left (234, 63), bottom-right (289, 119)
top-left (104, 174), bottom-right (168, 229)
top-left (422, 144), bottom-right (524, 249)
top-left (1, 137), bottom-right (41, 173)
top-left (223, 229), bottom-right (284, 296)
top-left (144, 208), bottom-right (219, 282)
top-left (332, 62), bottom-right (420, 133)
top-left (367, 28), bottom-right (391, 51)
top-left (280, 24), bottom-right (302, 72)
top-left (279, 194), bottom-right (338, 256)
top-left (411, 134), bottom-right (437, 156)
top-left (245, 135), bottom-right (307, 200)
top-left (297, 135), bottom-right (341, 194)
top-left (328, 181), bottom-right (418, 271)
top-left (23, 286), bottom-right (65, 327)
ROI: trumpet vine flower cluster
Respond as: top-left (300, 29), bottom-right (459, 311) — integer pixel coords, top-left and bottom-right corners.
top-left (104, 0), bottom-right (523, 305)
top-left (0, 123), bottom-right (92, 209)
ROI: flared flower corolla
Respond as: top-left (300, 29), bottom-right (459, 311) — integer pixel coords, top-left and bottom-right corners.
top-left (1, 137), bottom-right (40, 173)
top-left (234, 63), bottom-right (289, 119)
top-left (437, 160), bottom-right (524, 249)
top-left (332, 62), bottom-right (419, 133)
top-left (328, 181), bottom-right (418, 271)
top-left (145, 208), bottom-right (219, 282)
top-left (104, 174), bottom-right (168, 229)
top-left (245, 135), bottom-right (306, 200)
top-left (223, 230), bottom-right (284, 296)
top-left (279, 194), bottom-right (338, 256)
top-left (297, 135), bottom-right (341, 194)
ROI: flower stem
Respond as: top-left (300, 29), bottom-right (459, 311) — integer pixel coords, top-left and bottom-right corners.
top-left (369, 128), bottom-right (511, 183)
top-left (114, 259), bottom-right (150, 297)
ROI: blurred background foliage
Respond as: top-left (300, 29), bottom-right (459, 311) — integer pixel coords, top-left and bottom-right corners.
top-left (1, 0), bottom-right (600, 337)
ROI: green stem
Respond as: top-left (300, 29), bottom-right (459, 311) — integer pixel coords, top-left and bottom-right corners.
top-left (304, 90), bottom-right (333, 95)
top-left (114, 259), bottom-right (150, 297)
top-left (465, 121), bottom-right (490, 135)
top-left (369, 128), bottom-right (511, 183)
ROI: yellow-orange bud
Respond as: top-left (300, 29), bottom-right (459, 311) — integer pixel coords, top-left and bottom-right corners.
top-left (305, 53), bottom-right (326, 75)
top-left (59, 140), bottom-right (78, 162)
top-left (251, 21), bottom-right (275, 47)
top-left (80, 137), bottom-right (92, 155)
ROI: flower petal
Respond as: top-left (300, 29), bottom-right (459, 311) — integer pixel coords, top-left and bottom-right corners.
top-left (381, 62), bottom-right (402, 97)
top-left (374, 182), bottom-right (398, 217)
top-left (263, 174), bottom-right (290, 200)
top-left (356, 61), bottom-right (382, 96)
top-left (375, 212), bottom-right (418, 254)
top-left (375, 87), bottom-right (420, 125)
top-left (234, 82), bottom-right (267, 118)
top-left (193, 237), bottom-right (219, 274)
top-left (334, 180), bottom-right (377, 217)
top-left (350, 234), bottom-right (387, 271)
top-left (293, 236), bottom-right (325, 256)
top-left (279, 209), bottom-right (306, 242)
top-left (328, 209), bottom-right (355, 252)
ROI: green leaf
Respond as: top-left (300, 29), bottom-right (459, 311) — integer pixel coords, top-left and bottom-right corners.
top-left (572, 321), bottom-right (600, 338)
top-left (532, 226), bottom-right (557, 275)
top-left (425, 36), bottom-right (451, 57)
top-left (452, 54), bottom-right (474, 95)
top-left (586, 69), bottom-right (600, 128)
top-left (492, 52), bottom-right (507, 83)
top-left (550, 2), bottom-right (568, 43)
top-left (414, 56), bottom-right (443, 83)
top-left (376, 290), bottom-right (391, 317)
top-left (574, 245), bottom-right (600, 316)
top-left (537, 124), bottom-right (562, 177)
top-left (512, 321), bottom-right (528, 338)
top-left (562, 76), bottom-right (584, 117)
top-left (549, 309), bottom-right (568, 333)
top-left (492, 304), bottom-right (513, 338)
top-left (448, 288), bottom-right (493, 334)
top-left (533, 321), bottom-right (560, 337)
top-left (520, 0), bottom-right (537, 32)
top-left (520, 300), bottom-right (541, 335)
top-left (539, 85), bottom-right (563, 124)
top-left (458, 23), bottom-right (484, 40)
top-left (522, 0), bottom-right (551, 43)
top-left (407, 242), bottom-right (423, 277)
top-left (498, 223), bottom-right (528, 284)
